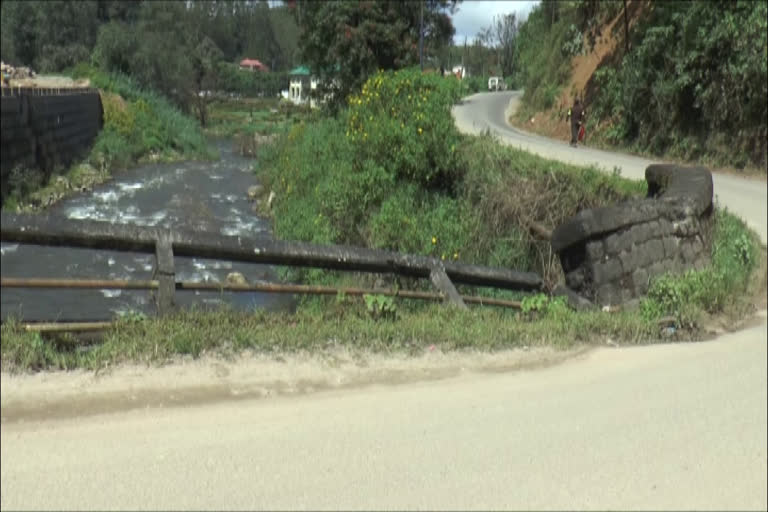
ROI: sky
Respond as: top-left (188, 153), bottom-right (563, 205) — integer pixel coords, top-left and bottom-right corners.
top-left (449, 1), bottom-right (540, 44)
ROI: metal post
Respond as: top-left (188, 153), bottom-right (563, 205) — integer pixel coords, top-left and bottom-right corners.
top-left (153, 231), bottom-right (175, 315)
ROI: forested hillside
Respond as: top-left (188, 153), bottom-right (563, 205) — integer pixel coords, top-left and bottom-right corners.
top-left (1, 0), bottom-right (300, 120)
top-left (515, 0), bottom-right (767, 171)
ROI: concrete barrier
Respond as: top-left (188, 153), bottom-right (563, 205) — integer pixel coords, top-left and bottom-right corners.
top-left (1, 87), bottom-right (102, 205)
top-left (551, 164), bottom-right (714, 307)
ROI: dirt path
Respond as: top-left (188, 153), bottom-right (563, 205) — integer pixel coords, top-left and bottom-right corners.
top-left (1, 345), bottom-right (587, 423)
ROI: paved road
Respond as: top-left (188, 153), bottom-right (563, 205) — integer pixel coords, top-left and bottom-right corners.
top-left (1, 93), bottom-right (766, 511)
top-left (453, 91), bottom-right (768, 245)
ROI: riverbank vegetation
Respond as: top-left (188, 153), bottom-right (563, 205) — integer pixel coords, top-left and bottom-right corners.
top-left (2, 66), bottom-right (212, 213)
top-left (251, 67), bottom-right (759, 331)
top-left (512, 0), bottom-right (767, 172)
top-left (1, 212), bottom-right (761, 373)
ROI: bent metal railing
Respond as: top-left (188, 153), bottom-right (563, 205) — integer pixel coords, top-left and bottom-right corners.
top-left (0, 212), bottom-right (543, 331)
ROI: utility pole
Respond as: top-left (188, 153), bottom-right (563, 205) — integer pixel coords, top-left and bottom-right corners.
top-left (419, 0), bottom-right (424, 71)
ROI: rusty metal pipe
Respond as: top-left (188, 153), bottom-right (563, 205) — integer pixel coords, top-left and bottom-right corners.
top-left (1, 277), bottom-right (523, 310)
top-left (1, 277), bottom-right (159, 289)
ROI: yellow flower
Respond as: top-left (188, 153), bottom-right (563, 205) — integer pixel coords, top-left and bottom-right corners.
top-left (441, 254), bottom-right (446, 260)
top-left (418, 127), bottom-right (423, 134)
top-left (431, 236), bottom-right (437, 244)
top-left (453, 252), bottom-right (459, 260)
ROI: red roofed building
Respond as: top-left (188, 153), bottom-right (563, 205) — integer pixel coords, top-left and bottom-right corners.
top-left (239, 59), bottom-right (269, 72)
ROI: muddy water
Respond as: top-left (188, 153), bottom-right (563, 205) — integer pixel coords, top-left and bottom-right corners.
top-left (1, 139), bottom-right (294, 322)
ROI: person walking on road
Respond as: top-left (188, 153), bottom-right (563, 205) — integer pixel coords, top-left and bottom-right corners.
top-left (568, 98), bottom-right (585, 147)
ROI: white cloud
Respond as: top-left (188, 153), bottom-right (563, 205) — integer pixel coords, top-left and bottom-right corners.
top-left (450, 1), bottom-right (539, 44)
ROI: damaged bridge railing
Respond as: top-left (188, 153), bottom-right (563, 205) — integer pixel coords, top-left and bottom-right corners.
top-left (0, 212), bottom-right (543, 330)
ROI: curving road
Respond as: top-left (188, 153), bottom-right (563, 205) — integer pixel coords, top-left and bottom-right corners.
top-left (453, 91), bottom-right (767, 245)
top-left (1, 93), bottom-right (766, 511)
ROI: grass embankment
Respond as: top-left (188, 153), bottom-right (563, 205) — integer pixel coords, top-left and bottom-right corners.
top-left (2, 64), bottom-right (213, 212)
top-left (1, 68), bottom-right (761, 373)
top-left (1, 210), bottom-right (760, 374)
top-left (204, 97), bottom-right (310, 156)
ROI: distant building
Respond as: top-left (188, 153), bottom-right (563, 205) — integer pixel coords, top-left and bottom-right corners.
top-left (239, 58), bottom-right (269, 72)
top-left (288, 65), bottom-right (312, 106)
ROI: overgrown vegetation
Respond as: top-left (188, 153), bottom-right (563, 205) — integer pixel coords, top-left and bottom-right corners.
top-left (1, 1), bottom-right (763, 373)
top-left (1, 64), bottom-right (762, 372)
top-left (75, 64), bottom-right (212, 168)
top-left (641, 209), bottom-right (760, 327)
top-left (258, 68), bottom-right (645, 290)
top-left (204, 97), bottom-right (308, 139)
top-left (515, 0), bottom-right (767, 171)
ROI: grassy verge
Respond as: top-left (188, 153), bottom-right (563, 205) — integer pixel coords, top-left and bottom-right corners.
top-left (1, 207), bottom-right (759, 374)
top-left (0, 302), bottom-right (651, 373)
top-left (2, 64), bottom-right (214, 212)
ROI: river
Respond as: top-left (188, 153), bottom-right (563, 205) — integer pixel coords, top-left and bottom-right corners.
top-left (0, 139), bottom-right (295, 322)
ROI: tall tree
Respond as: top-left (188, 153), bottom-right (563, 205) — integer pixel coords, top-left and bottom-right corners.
top-left (296, 0), bottom-right (458, 111)
top-left (491, 13), bottom-right (519, 77)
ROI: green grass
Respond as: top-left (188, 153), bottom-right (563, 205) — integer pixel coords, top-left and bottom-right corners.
top-left (640, 208), bottom-right (761, 327)
top-left (204, 98), bottom-right (310, 139)
top-left (0, 301), bottom-right (656, 374)
top-left (1, 206), bottom-right (760, 374)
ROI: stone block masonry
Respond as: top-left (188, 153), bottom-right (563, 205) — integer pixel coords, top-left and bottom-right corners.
top-left (551, 164), bottom-right (713, 306)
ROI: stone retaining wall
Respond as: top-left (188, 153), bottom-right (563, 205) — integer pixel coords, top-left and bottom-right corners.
top-left (1, 88), bottom-right (102, 205)
top-left (551, 164), bottom-right (714, 306)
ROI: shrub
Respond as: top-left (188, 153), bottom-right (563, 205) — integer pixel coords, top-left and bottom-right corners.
top-left (344, 69), bottom-right (465, 190)
top-left (642, 209), bottom-right (758, 324)
top-left (259, 67), bottom-right (646, 291)
top-left (72, 64), bottom-right (213, 169)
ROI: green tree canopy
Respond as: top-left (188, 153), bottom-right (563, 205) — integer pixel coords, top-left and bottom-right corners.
top-left (296, 0), bottom-right (459, 111)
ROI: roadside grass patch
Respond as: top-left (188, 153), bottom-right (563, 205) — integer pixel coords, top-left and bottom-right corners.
top-left (1, 303), bottom-right (656, 374)
top-left (640, 208), bottom-right (761, 327)
top-left (0, 207), bottom-right (760, 374)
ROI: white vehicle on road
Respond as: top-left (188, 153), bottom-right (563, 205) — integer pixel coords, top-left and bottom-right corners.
top-left (488, 76), bottom-right (506, 91)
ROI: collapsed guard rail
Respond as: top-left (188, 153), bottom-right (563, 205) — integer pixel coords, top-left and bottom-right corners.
top-left (0, 212), bottom-right (544, 330)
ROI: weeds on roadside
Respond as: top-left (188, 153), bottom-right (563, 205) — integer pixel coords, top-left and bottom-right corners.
top-left (641, 208), bottom-right (760, 326)
top-left (1, 303), bottom-right (655, 374)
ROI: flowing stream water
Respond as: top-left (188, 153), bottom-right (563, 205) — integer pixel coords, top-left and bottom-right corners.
top-left (1, 139), bottom-right (294, 322)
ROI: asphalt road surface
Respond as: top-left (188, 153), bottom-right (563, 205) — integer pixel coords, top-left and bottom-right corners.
top-left (453, 91), bottom-right (768, 245)
top-left (1, 92), bottom-right (766, 511)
